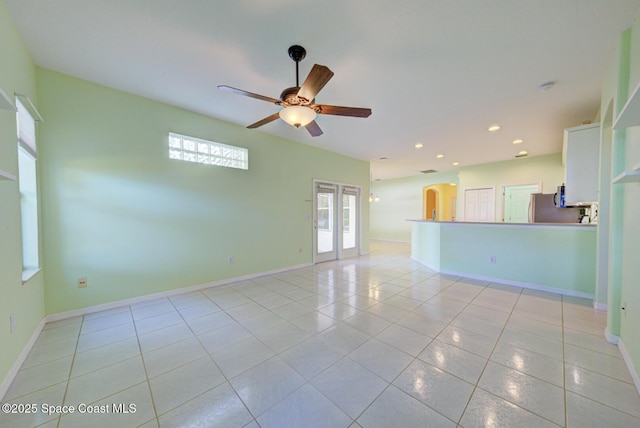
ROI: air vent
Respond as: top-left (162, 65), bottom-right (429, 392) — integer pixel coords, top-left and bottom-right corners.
top-left (420, 169), bottom-right (438, 174)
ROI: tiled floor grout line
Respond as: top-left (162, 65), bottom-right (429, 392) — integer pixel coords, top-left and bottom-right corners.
top-left (453, 286), bottom-right (567, 427)
top-left (6, 243), bottom-right (640, 427)
top-left (168, 291), bottom-right (261, 427)
top-left (55, 313), bottom-right (85, 428)
top-left (450, 280), bottom-right (519, 427)
top-left (131, 302), bottom-right (164, 428)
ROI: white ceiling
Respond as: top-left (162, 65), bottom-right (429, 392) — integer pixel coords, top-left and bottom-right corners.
top-left (5, 0), bottom-right (640, 179)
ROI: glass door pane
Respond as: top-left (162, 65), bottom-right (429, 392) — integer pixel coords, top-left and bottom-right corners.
top-left (316, 186), bottom-right (337, 261)
top-left (342, 193), bottom-right (356, 250)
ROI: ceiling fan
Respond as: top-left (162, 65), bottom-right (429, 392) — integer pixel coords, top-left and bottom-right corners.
top-left (218, 45), bottom-right (372, 137)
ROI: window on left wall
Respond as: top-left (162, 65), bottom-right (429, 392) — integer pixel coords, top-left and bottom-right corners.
top-left (16, 97), bottom-right (41, 281)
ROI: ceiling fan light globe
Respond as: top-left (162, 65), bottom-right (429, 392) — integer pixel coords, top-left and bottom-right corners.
top-left (279, 106), bottom-right (316, 128)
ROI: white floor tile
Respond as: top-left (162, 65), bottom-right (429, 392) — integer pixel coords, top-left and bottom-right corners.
top-left (158, 382), bottom-right (253, 428)
top-left (65, 356), bottom-right (147, 407)
top-left (257, 383), bottom-right (352, 428)
top-left (311, 358), bottom-right (388, 419)
top-left (5, 356), bottom-right (73, 400)
top-left (565, 363), bottom-right (640, 418)
top-left (460, 388), bottom-right (559, 428)
top-left (357, 385), bottom-right (455, 428)
top-left (229, 357), bottom-right (306, 417)
top-left (6, 241), bottom-right (636, 428)
top-left (566, 391), bottom-right (640, 428)
top-left (418, 339), bottom-right (487, 385)
top-left (375, 324), bottom-right (433, 357)
top-left (490, 341), bottom-right (564, 387)
top-left (211, 336), bottom-right (275, 379)
top-left (149, 357), bottom-right (225, 415)
top-left (348, 339), bottom-right (413, 382)
top-left (143, 336), bottom-right (208, 378)
top-left (280, 337), bottom-right (345, 380)
top-left (478, 361), bottom-right (565, 425)
top-left (71, 337), bottom-right (140, 378)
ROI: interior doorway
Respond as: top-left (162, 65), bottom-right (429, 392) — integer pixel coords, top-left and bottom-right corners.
top-left (425, 189), bottom-right (438, 220)
top-left (314, 181), bottom-right (361, 263)
top-left (502, 183), bottom-right (540, 222)
top-left (423, 183), bottom-right (457, 221)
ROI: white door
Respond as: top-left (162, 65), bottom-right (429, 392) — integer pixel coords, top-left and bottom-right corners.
top-left (464, 188), bottom-right (495, 222)
top-left (314, 182), bottom-right (361, 263)
top-left (503, 184), bottom-right (540, 223)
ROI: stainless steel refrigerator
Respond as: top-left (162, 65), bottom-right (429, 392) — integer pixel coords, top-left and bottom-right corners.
top-left (529, 193), bottom-right (580, 223)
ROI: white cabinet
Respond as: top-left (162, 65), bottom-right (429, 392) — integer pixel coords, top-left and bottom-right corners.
top-left (562, 123), bottom-right (600, 204)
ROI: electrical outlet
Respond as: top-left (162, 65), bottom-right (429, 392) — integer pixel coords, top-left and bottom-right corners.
top-left (228, 256), bottom-right (234, 264)
top-left (9, 314), bottom-right (15, 333)
top-left (78, 277), bottom-right (88, 288)
top-left (490, 256), bottom-right (496, 264)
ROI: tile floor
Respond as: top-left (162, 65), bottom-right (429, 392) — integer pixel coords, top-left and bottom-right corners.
top-left (2, 241), bottom-right (639, 427)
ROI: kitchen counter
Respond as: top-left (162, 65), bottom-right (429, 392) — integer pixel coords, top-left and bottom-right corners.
top-left (410, 220), bottom-right (596, 298)
top-left (409, 220), bottom-right (596, 228)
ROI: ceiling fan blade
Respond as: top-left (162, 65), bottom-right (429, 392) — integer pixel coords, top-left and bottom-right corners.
top-left (313, 104), bottom-right (372, 118)
top-left (218, 85), bottom-right (281, 104)
top-left (297, 64), bottom-right (334, 102)
top-left (247, 112), bottom-right (280, 129)
top-left (305, 120), bottom-right (323, 137)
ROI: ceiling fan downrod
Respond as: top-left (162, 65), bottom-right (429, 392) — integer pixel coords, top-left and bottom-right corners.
top-left (288, 45), bottom-right (306, 88)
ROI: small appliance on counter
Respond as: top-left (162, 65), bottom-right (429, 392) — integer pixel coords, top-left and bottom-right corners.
top-left (554, 184), bottom-right (567, 208)
top-left (530, 193), bottom-right (581, 223)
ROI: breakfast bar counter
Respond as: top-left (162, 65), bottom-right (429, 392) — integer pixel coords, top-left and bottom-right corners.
top-left (410, 220), bottom-right (597, 298)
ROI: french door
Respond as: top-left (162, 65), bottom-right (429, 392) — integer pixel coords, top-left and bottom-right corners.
top-left (314, 181), bottom-right (361, 263)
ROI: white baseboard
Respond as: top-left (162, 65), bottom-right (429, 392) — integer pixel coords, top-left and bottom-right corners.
top-left (410, 256), bottom-right (439, 273)
top-left (593, 302), bottom-right (608, 311)
top-left (0, 318), bottom-right (46, 401)
top-left (618, 338), bottom-right (640, 397)
top-left (436, 268), bottom-right (595, 300)
top-left (604, 326), bottom-right (620, 345)
top-left (45, 262), bottom-right (314, 323)
top-left (371, 238), bottom-right (411, 244)
top-left (2, 261), bottom-right (313, 398)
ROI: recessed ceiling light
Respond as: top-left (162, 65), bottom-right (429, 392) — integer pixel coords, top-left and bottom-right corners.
top-left (415, 143), bottom-right (423, 149)
top-left (488, 125), bottom-right (501, 132)
top-left (436, 154), bottom-right (444, 159)
top-left (379, 157), bottom-right (388, 161)
top-left (512, 139), bottom-right (524, 145)
top-left (452, 162), bottom-right (460, 166)
top-left (518, 150), bottom-right (528, 155)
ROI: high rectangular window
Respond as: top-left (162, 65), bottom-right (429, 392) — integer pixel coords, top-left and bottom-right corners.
top-left (168, 132), bottom-right (248, 170)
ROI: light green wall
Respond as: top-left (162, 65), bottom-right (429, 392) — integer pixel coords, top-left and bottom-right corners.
top-left (371, 153), bottom-right (563, 241)
top-left (617, 10), bottom-right (640, 381)
top-left (370, 170), bottom-right (459, 242)
top-left (36, 68), bottom-right (370, 314)
top-left (412, 222), bottom-right (596, 296)
top-left (0, 2), bottom-right (45, 394)
top-left (411, 222), bottom-right (440, 271)
top-left (601, 29), bottom-right (630, 337)
top-left (458, 153), bottom-right (564, 221)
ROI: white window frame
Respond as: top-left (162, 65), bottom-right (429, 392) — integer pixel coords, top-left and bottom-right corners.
top-left (168, 132), bottom-right (248, 170)
top-left (16, 95), bottom-right (43, 282)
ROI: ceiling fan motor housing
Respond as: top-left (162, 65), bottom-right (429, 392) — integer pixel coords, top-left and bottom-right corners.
top-left (280, 86), bottom-right (314, 106)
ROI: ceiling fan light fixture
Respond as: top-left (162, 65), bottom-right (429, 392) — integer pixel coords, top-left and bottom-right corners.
top-left (279, 106), bottom-right (316, 128)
